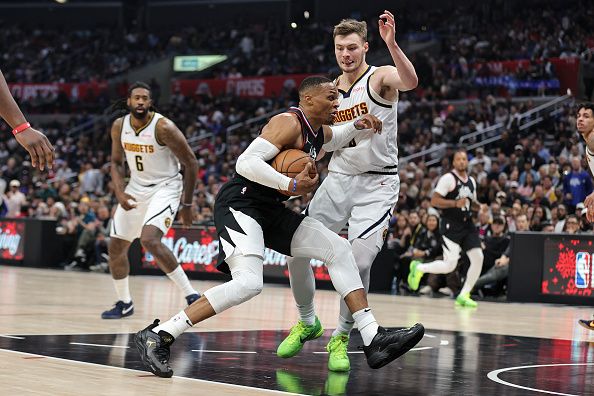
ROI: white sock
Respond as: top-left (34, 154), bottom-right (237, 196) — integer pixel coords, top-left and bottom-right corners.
top-left (297, 303), bottom-right (316, 326)
top-left (113, 277), bottom-right (132, 303)
top-left (166, 266), bottom-right (198, 297)
top-left (460, 249), bottom-right (484, 295)
top-left (153, 310), bottom-right (193, 339)
top-left (352, 308), bottom-right (379, 346)
top-left (332, 315), bottom-right (355, 337)
top-left (417, 260), bottom-right (453, 274)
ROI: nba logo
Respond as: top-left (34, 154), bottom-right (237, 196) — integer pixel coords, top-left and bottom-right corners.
top-left (575, 252), bottom-right (591, 288)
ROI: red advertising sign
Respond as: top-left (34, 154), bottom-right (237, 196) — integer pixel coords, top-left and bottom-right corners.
top-left (0, 220), bottom-right (25, 261)
top-left (473, 57), bottom-right (580, 94)
top-left (172, 74), bottom-right (312, 98)
top-left (141, 226), bottom-right (330, 281)
top-left (8, 82), bottom-right (108, 102)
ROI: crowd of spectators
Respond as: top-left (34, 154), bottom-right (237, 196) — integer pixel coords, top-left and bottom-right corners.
top-left (3, 0), bottom-right (592, 103)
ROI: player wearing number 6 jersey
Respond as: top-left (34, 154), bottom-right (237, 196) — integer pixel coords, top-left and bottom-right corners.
top-left (101, 82), bottom-right (201, 320)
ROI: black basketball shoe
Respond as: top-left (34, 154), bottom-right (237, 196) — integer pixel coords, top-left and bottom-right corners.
top-left (578, 319), bottom-right (594, 331)
top-left (362, 324), bottom-right (425, 369)
top-left (134, 319), bottom-right (175, 378)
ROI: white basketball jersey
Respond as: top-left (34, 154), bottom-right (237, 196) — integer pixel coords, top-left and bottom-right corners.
top-left (121, 112), bottom-right (180, 186)
top-left (329, 65), bottom-right (399, 175)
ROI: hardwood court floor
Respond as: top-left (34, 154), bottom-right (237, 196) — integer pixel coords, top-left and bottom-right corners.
top-left (0, 266), bottom-right (593, 395)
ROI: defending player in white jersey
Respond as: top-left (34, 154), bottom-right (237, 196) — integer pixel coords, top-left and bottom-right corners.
top-left (576, 102), bottom-right (594, 331)
top-left (101, 82), bottom-right (201, 319)
top-left (277, 11), bottom-right (418, 372)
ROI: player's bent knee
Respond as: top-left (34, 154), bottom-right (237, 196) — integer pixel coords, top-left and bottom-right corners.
top-left (234, 270), bottom-right (263, 302)
top-left (353, 248), bottom-right (376, 273)
top-left (444, 259), bottom-right (459, 273)
top-left (140, 236), bottom-right (160, 252)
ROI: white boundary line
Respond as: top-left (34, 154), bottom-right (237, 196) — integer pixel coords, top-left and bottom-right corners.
top-left (70, 342), bottom-right (130, 349)
top-left (191, 350), bottom-right (257, 354)
top-left (487, 363), bottom-right (594, 396)
top-left (0, 348), bottom-right (302, 396)
top-left (0, 334), bottom-right (25, 340)
top-left (312, 346), bottom-right (433, 354)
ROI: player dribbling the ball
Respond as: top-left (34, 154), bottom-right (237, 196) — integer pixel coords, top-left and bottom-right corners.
top-left (135, 76), bottom-right (425, 378)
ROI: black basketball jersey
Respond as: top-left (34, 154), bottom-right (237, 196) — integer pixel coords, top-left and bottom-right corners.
top-left (232, 106), bottom-right (325, 203)
top-left (441, 172), bottom-right (475, 224)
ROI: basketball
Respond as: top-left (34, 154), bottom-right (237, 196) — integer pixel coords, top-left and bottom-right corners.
top-left (271, 149), bottom-right (316, 194)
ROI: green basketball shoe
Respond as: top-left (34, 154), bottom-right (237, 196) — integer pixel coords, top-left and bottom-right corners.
top-left (277, 316), bottom-right (323, 358)
top-left (326, 333), bottom-right (350, 372)
top-left (455, 292), bottom-right (478, 308)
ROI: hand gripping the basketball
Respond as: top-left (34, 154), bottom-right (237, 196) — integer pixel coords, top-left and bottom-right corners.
top-left (290, 162), bottom-right (319, 196)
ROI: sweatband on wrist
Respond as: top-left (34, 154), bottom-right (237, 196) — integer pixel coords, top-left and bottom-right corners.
top-left (12, 122), bottom-right (30, 136)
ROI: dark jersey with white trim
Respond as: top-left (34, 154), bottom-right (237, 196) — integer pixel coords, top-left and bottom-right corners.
top-left (441, 172), bottom-right (476, 224)
top-left (214, 107), bottom-right (324, 273)
top-left (232, 106), bottom-right (324, 203)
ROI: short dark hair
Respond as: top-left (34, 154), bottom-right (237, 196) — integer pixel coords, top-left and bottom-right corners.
top-left (451, 148), bottom-right (468, 163)
top-left (298, 76), bottom-right (333, 96)
top-left (128, 81), bottom-right (152, 98)
top-left (492, 216), bottom-right (505, 225)
top-left (577, 102), bottom-right (594, 116)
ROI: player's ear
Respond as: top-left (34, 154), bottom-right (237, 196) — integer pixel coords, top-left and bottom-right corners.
top-left (304, 94), bottom-right (314, 107)
top-left (364, 41), bottom-right (369, 53)
top-left (126, 98), bottom-right (131, 108)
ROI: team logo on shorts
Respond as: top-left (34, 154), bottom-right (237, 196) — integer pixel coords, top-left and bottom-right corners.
top-left (164, 217), bottom-right (172, 228)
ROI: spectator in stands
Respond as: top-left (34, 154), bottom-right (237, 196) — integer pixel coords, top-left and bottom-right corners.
top-left (473, 213), bottom-right (528, 296)
top-left (477, 207), bottom-right (492, 241)
top-left (563, 157), bottom-right (592, 211)
top-left (563, 214), bottom-right (580, 234)
top-left (89, 205), bottom-right (111, 273)
top-left (79, 162), bottom-right (104, 197)
top-left (5, 180), bottom-right (27, 217)
top-left (469, 147), bottom-right (491, 173)
top-left (65, 201), bottom-right (97, 269)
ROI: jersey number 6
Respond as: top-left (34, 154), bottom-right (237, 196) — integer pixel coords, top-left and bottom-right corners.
top-left (135, 155), bottom-right (144, 171)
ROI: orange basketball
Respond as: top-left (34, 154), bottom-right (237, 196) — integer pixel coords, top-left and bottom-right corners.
top-left (271, 149), bottom-right (317, 195)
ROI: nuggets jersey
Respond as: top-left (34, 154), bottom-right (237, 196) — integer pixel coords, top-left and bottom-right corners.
top-left (120, 112), bottom-right (180, 186)
top-left (329, 65), bottom-right (399, 175)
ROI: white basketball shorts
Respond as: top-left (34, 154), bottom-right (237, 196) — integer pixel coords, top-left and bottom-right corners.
top-left (110, 174), bottom-right (182, 242)
top-left (305, 171), bottom-right (399, 249)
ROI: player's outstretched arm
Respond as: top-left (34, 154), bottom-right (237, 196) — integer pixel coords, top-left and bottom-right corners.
top-left (156, 118), bottom-right (199, 227)
top-left (321, 114), bottom-right (382, 152)
top-left (0, 70), bottom-right (54, 170)
top-left (375, 10), bottom-right (418, 92)
top-left (110, 118), bottom-right (136, 211)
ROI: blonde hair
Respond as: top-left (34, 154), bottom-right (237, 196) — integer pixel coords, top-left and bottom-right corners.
top-left (333, 19), bottom-right (367, 41)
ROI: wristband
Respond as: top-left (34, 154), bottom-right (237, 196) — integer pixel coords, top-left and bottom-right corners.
top-left (181, 202), bottom-right (193, 207)
top-left (291, 179), bottom-right (297, 192)
top-left (12, 122), bottom-right (30, 136)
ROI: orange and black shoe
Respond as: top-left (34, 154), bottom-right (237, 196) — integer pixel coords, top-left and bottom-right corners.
top-left (578, 319), bottom-right (594, 331)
